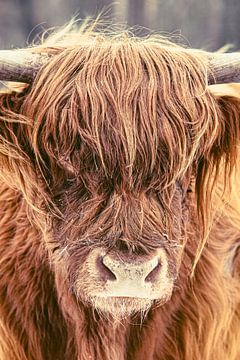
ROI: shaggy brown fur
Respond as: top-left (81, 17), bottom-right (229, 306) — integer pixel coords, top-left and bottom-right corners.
top-left (0, 23), bottom-right (240, 359)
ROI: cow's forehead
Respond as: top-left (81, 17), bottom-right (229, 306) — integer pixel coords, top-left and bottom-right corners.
top-left (22, 34), bottom-right (216, 191)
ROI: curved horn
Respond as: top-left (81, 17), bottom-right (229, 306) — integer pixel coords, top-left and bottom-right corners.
top-left (208, 53), bottom-right (240, 85)
top-left (0, 50), bottom-right (49, 83)
top-left (1, 48), bottom-right (240, 85)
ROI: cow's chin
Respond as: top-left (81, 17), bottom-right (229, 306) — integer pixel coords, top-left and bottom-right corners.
top-left (88, 296), bottom-right (153, 318)
top-left (84, 294), bottom-right (171, 319)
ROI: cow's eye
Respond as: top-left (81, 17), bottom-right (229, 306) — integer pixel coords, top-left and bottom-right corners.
top-left (58, 155), bottom-right (76, 174)
top-left (176, 181), bottom-right (184, 194)
top-left (186, 176), bottom-right (195, 194)
top-left (176, 177), bottom-right (194, 197)
top-left (176, 181), bottom-right (188, 200)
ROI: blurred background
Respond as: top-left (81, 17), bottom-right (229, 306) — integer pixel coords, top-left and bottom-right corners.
top-left (0, 0), bottom-right (239, 51)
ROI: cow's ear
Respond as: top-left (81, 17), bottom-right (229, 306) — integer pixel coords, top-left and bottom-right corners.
top-left (0, 89), bottom-right (53, 213)
top-left (214, 91), bottom-right (240, 160)
top-left (195, 87), bottom-right (240, 220)
top-left (0, 89), bottom-right (33, 188)
top-left (205, 85), bottom-right (240, 163)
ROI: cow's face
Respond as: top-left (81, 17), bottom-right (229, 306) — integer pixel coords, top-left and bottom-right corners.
top-left (1, 38), bottom-right (232, 317)
top-left (21, 43), bottom-right (214, 317)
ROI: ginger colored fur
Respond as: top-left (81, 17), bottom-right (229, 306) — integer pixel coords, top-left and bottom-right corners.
top-left (0, 23), bottom-right (240, 359)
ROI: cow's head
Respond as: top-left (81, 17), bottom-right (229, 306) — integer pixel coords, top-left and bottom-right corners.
top-left (0, 27), bottom-right (240, 317)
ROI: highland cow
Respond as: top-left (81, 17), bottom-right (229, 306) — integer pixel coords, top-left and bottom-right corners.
top-left (0, 23), bottom-right (240, 360)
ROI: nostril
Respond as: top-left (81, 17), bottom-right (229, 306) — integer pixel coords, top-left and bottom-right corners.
top-left (145, 261), bottom-right (161, 283)
top-left (96, 256), bottom-right (117, 281)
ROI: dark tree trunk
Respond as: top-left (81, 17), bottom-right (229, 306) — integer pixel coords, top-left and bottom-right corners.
top-left (218, 0), bottom-right (240, 49)
top-left (127, 0), bottom-right (146, 27)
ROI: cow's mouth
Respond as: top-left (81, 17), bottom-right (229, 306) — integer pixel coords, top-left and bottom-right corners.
top-left (85, 292), bottom-right (172, 318)
top-left (88, 295), bottom-right (154, 317)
